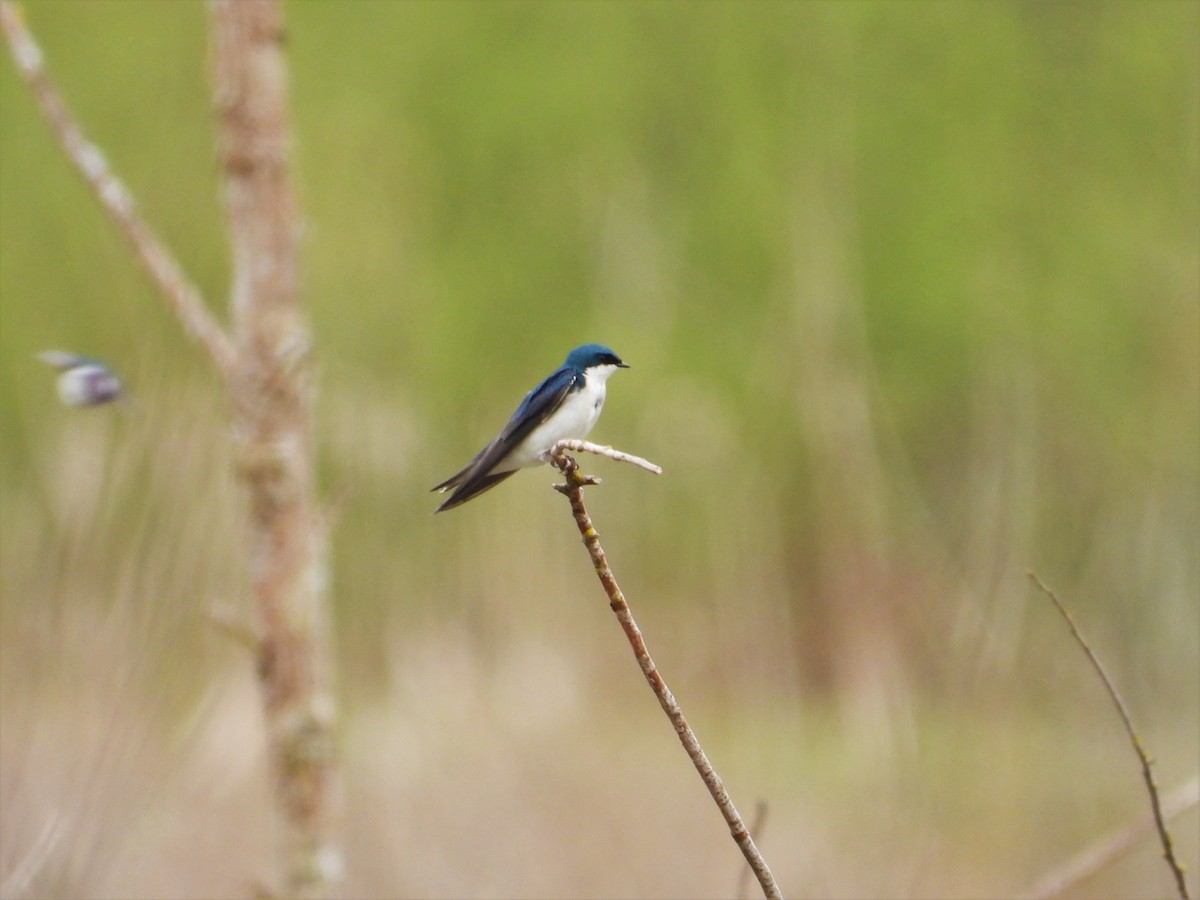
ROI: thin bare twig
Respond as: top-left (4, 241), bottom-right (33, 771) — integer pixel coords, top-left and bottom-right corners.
top-left (1021, 775), bottom-right (1200, 899)
top-left (549, 443), bottom-right (783, 900)
top-left (1028, 572), bottom-right (1190, 900)
top-left (0, 0), bottom-right (237, 380)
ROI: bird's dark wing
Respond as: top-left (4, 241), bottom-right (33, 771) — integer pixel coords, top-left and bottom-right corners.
top-left (434, 469), bottom-right (518, 512)
top-left (431, 366), bottom-right (581, 510)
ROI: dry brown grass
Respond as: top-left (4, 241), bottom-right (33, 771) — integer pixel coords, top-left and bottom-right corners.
top-left (2, 382), bottom-right (1197, 898)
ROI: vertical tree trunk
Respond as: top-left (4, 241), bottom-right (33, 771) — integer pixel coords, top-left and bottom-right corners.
top-left (209, 2), bottom-right (340, 895)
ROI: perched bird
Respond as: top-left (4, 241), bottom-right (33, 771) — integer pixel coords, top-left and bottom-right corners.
top-left (433, 343), bottom-right (629, 512)
top-left (37, 351), bottom-right (124, 407)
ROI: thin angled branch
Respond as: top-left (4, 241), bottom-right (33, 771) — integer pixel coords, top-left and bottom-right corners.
top-left (1028, 572), bottom-right (1191, 900)
top-left (0, 0), bottom-right (237, 380)
top-left (549, 442), bottom-right (783, 900)
top-left (1021, 775), bottom-right (1200, 899)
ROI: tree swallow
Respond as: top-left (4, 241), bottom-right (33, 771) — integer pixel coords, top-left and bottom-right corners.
top-left (433, 343), bottom-right (629, 512)
top-left (37, 351), bottom-right (124, 407)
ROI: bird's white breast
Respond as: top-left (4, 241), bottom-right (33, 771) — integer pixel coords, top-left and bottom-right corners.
top-left (509, 364), bottom-right (619, 469)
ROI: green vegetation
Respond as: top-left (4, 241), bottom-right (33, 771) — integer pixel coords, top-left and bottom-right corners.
top-left (1, 2), bottom-right (1196, 897)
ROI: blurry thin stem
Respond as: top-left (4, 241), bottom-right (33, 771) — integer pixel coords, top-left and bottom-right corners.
top-left (0, 0), bottom-right (237, 379)
top-left (549, 442), bottom-right (783, 900)
top-left (207, 600), bottom-right (258, 651)
top-left (736, 800), bottom-right (770, 900)
top-left (0, 810), bottom-right (65, 899)
top-left (1028, 572), bottom-right (1190, 900)
top-left (1020, 775), bottom-right (1199, 899)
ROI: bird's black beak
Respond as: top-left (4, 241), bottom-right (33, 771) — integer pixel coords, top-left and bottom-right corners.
top-left (617, 360), bottom-right (630, 368)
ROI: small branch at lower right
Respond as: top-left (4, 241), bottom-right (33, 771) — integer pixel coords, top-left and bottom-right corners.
top-left (1029, 571), bottom-right (1191, 900)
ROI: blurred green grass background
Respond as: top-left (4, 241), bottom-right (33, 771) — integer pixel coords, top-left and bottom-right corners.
top-left (1, 2), bottom-right (1197, 897)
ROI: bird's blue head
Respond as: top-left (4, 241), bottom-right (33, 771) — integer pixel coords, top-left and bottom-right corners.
top-left (564, 344), bottom-right (629, 372)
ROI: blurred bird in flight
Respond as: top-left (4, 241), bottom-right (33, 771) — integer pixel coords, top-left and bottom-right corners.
top-left (38, 351), bottom-right (124, 407)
